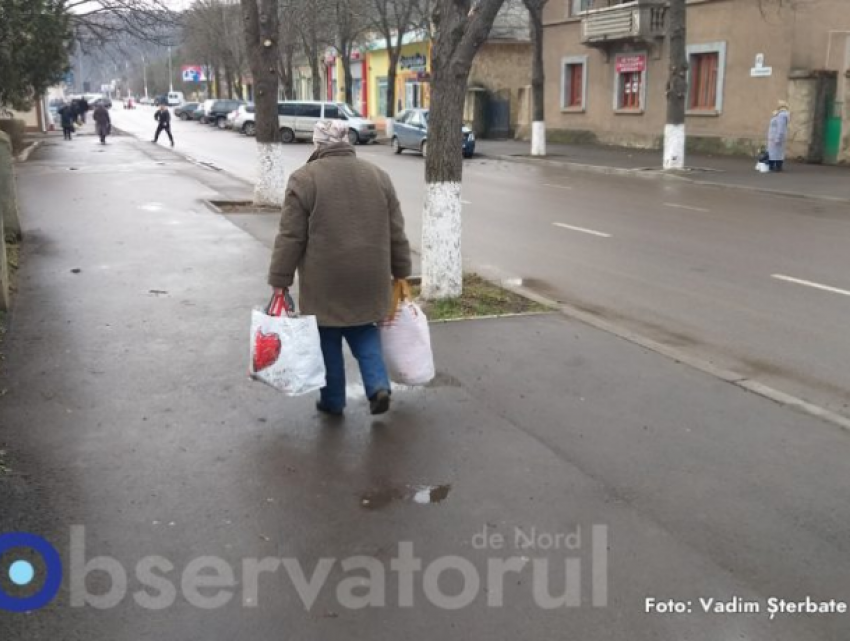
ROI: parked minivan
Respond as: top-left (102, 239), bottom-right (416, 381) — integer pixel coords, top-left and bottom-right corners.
top-left (277, 101), bottom-right (377, 145)
top-left (167, 91), bottom-right (185, 106)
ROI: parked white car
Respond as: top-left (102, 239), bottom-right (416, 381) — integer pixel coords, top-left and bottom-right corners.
top-left (277, 101), bottom-right (377, 145)
top-left (230, 104), bottom-right (256, 135)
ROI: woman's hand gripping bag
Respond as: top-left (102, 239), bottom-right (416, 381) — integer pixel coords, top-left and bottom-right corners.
top-left (379, 280), bottom-right (435, 386)
top-left (249, 291), bottom-right (326, 395)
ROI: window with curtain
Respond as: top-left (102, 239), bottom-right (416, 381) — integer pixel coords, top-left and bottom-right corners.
top-left (689, 52), bottom-right (719, 110)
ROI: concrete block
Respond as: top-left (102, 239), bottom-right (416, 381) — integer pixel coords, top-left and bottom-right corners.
top-left (0, 132), bottom-right (21, 240)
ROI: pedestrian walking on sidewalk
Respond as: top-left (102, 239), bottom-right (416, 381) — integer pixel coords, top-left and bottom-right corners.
top-left (78, 96), bottom-right (89, 124)
top-left (93, 103), bottom-right (111, 144)
top-left (767, 101), bottom-right (790, 172)
top-left (58, 103), bottom-right (75, 141)
top-left (153, 105), bottom-right (174, 147)
top-left (268, 119), bottom-right (412, 417)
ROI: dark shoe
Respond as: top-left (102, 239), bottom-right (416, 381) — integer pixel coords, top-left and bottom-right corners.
top-left (369, 389), bottom-right (391, 416)
top-left (316, 401), bottom-right (344, 417)
top-left (170, 141), bottom-right (174, 147)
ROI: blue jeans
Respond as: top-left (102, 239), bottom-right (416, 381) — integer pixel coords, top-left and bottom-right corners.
top-left (318, 324), bottom-right (390, 412)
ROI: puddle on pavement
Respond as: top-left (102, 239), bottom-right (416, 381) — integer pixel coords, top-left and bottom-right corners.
top-left (360, 484), bottom-right (451, 510)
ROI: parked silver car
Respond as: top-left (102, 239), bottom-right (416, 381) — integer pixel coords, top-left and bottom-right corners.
top-left (229, 104), bottom-right (256, 135)
top-left (391, 109), bottom-right (476, 159)
top-left (277, 101), bottom-right (377, 145)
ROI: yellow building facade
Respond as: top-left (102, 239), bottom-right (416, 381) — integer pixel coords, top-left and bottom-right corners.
top-left (365, 33), bottom-right (432, 124)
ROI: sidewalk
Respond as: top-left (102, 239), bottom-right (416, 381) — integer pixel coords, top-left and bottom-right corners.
top-left (2, 131), bottom-right (850, 639)
top-left (475, 139), bottom-right (850, 204)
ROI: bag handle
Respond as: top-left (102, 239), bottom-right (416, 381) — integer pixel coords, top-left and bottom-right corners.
top-left (266, 289), bottom-right (295, 317)
top-left (388, 279), bottom-right (411, 319)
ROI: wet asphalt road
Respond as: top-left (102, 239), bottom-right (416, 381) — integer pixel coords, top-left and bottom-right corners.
top-left (112, 106), bottom-right (850, 420)
top-left (2, 132), bottom-right (850, 639)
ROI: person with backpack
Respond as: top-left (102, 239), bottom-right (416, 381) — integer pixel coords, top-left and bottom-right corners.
top-left (152, 104), bottom-right (174, 147)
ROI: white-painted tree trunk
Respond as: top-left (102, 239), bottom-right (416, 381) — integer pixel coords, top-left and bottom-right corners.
top-left (531, 121), bottom-right (547, 156)
top-left (385, 117), bottom-right (395, 139)
top-left (663, 124), bottom-right (686, 170)
top-left (421, 182), bottom-right (463, 300)
top-left (254, 142), bottom-right (288, 206)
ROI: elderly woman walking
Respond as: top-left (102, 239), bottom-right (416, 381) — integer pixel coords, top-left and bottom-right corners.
top-left (93, 102), bottom-right (111, 145)
top-left (767, 100), bottom-right (790, 172)
top-left (268, 120), bottom-right (412, 417)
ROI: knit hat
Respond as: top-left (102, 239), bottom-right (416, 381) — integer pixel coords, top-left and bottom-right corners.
top-left (313, 119), bottom-right (349, 145)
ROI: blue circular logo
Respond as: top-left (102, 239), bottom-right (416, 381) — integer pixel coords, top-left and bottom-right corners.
top-left (0, 533), bottom-right (63, 612)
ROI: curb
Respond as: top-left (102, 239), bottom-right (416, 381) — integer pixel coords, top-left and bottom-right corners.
top-left (15, 140), bottom-right (43, 163)
top-left (471, 266), bottom-right (850, 434)
top-left (487, 153), bottom-right (850, 206)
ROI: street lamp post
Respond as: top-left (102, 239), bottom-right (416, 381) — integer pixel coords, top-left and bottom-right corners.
top-left (168, 46), bottom-right (174, 92)
top-left (142, 54), bottom-right (149, 100)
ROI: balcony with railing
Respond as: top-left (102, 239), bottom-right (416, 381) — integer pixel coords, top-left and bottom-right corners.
top-left (580, 0), bottom-right (668, 48)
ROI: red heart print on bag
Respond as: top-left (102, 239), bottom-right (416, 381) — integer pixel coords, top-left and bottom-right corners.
top-left (253, 329), bottom-right (282, 372)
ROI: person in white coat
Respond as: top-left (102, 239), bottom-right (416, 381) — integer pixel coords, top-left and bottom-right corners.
top-left (767, 101), bottom-right (790, 172)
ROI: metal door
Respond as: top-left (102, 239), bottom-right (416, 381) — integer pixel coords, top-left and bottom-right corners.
top-left (486, 93), bottom-right (511, 138)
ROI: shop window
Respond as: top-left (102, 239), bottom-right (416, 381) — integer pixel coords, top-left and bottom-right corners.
top-left (619, 72), bottom-right (641, 109)
top-left (561, 57), bottom-right (587, 110)
top-left (687, 42), bottom-right (726, 114)
top-left (613, 53), bottom-right (646, 112)
top-left (405, 80), bottom-right (423, 110)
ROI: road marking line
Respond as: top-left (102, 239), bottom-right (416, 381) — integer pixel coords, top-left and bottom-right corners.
top-left (553, 222), bottom-right (611, 238)
top-left (772, 274), bottom-right (850, 298)
top-left (543, 183), bottom-right (573, 190)
top-left (664, 202), bottom-right (710, 212)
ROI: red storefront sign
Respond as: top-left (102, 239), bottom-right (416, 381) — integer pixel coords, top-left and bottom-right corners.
top-left (616, 55), bottom-right (646, 74)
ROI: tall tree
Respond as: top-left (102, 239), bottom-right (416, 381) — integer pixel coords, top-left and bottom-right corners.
top-left (421, 0), bottom-right (506, 300)
top-left (522, 0), bottom-right (547, 156)
top-left (278, 0), bottom-right (301, 100)
top-left (293, 0), bottom-right (334, 100)
top-left (371, 0), bottom-right (420, 133)
top-left (663, 0), bottom-right (687, 169)
top-left (68, 0), bottom-right (178, 46)
top-left (333, 0), bottom-right (370, 105)
top-left (243, 0), bottom-right (286, 205)
top-left (0, 0), bottom-right (71, 109)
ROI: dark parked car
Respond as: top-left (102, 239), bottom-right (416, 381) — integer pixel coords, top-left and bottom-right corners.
top-left (206, 99), bottom-right (246, 128)
top-left (391, 109), bottom-right (475, 159)
top-left (175, 102), bottom-right (199, 120)
top-left (194, 100), bottom-right (213, 123)
top-left (93, 96), bottom-right (112, 109)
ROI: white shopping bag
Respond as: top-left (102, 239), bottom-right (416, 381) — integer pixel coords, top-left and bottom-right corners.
top-left (380, 281), bottom-right (435, 386)
top-left (249, 292), bottom-right (326, 395)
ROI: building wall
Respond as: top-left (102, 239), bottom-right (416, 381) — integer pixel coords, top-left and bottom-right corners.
top-left (367, 49), bottom-right (389, 121)
top-left (468, 41), bottom-right (533, 133)
top-left (542, 0), bottom-right (850, 159)
top-left (366, 41), bottom-right (432, 123)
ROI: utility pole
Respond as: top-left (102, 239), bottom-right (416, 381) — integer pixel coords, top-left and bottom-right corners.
top-left (142, 54), bottom-right (149, 100)
top-left (663, 0), bottom-right (688, 169)
top-left (168, 46), bottom-right (174, 92)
